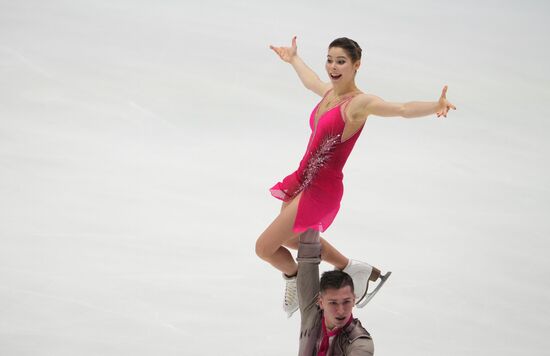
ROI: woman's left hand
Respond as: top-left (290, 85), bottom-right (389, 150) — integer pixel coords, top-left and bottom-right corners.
top-left (436, 85), bottom-right (457, 118)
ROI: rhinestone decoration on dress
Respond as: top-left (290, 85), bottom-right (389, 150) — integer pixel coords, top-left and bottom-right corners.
top-left (295, 133), bottom-right (341, 196)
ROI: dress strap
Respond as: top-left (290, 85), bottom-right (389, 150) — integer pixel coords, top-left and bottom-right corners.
top-left (340, 92), bottom-right (360, 109)
top-left (340, 92), bottom-right (361, 122)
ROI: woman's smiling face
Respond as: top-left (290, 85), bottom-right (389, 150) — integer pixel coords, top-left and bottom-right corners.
top-left (325, 46), bottom-right (360, 83)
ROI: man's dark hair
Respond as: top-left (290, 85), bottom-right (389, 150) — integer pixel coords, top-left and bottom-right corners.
top-left (320, 270), bottom-right (354, 294)
top-left (329, 37), bottom-right (362, 63)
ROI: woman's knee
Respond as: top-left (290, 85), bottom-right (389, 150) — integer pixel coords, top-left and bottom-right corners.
top-left (257, 198), bottom-right (300, 260)
top-left (255, 235), bottom-right (272, 261)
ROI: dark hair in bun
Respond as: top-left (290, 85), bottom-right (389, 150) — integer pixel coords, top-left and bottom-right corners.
top-left (329, 37), bottom-right (362, 62)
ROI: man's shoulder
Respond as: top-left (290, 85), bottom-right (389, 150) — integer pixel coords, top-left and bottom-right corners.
top-left (341, 319), bottom-right (374, 355)
top-left (346, 318), bottom-right (371, 341)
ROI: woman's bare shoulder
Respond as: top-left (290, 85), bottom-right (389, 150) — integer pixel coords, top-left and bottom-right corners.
top-left (316, 84), bottom-right (333, 97)
top-left (352, 92), bottom-right (381, 106)
top-left (346, 93), bottom-right (380, 120)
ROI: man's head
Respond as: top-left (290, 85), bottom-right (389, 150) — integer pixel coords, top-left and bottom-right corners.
top-left (318, 270), bottom-right (355, 330)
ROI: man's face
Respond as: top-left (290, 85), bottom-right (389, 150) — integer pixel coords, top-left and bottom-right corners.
top-left (318, 286), bottom-right (355, 330)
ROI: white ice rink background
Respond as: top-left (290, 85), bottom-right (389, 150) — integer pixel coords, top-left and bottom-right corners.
top-left (1, 1), bottom-right (549, 355)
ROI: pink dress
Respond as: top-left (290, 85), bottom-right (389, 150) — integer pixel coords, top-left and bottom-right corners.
top-left (270, 90), bottom-right (365, 233)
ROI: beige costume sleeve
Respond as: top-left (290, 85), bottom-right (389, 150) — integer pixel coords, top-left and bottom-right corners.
top-left (297, 229), bottom-right (322, 356)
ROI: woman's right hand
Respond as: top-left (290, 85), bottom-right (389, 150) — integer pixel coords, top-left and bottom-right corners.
top-left (269, 36), bottom-right (298, 63)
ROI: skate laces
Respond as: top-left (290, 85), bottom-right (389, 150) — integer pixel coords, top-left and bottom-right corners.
top-left (283, 275), bottom-right (298, 316)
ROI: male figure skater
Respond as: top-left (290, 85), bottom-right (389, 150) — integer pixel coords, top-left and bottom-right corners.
top-left (297, 229), bottom-right (375, 356)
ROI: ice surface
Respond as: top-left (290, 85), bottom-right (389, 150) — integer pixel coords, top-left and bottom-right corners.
top-left (1, 1), bottom-right (549, 355)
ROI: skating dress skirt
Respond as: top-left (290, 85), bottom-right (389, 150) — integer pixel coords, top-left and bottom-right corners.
top-left (270, 92), bottom-right (365, 233)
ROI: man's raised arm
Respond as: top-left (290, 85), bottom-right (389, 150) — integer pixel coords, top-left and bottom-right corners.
top-left (296, 229), bottom-right (322, 317)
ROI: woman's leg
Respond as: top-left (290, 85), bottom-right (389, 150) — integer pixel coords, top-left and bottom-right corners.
top-left (283, 236), bottom-right (349, 270)
top-left (255, 193), bottom-right (303, 277)
top-left (276, 196), bottom-right (349, 271)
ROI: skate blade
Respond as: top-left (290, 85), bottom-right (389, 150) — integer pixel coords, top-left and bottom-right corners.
top-left (356, 271), bottom-right (392, 308)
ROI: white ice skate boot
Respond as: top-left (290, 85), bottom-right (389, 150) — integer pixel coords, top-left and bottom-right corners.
top-left (283, 274), bottom-right (299, 318)
top-left (342, 259), bottom-right (391, 308)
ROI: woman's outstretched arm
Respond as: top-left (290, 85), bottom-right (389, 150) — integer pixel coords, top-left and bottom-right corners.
top-left (357, 86), bottom-right (457, 119)
top-left (270, 36), bottom-right (331, 97)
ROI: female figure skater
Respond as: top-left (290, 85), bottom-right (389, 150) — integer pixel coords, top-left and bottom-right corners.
top-left (255, 36), bottom-right (456, 317)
